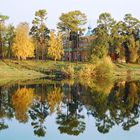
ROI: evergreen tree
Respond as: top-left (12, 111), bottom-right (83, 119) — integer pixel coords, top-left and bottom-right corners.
top-left (30, 9), bottom-right (50, 60)
top-left (0, 14), bottom-right (9, 59)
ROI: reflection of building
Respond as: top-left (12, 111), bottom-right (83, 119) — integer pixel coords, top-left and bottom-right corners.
top-left (63, 26), bottom-right (96, 61)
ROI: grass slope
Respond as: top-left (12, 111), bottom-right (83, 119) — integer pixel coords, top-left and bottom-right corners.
top-left (0, 60), bottom-right (45, 85)
top-left (1, 59), bottom-right (140, 81)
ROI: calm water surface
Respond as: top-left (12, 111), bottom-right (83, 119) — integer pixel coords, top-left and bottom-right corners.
top-left (0, 78), bottom-right (140, 140)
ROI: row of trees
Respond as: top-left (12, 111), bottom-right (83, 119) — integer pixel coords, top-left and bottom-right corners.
top-left (0, 9), bottom-right (87, 61)
top-left (90, 13), bottom-right (140, 63)
top-left (1, 10), bottom-right (140, 63)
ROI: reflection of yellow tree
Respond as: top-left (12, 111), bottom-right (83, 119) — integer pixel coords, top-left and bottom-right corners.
top-left (47, 87), bottom-right (64, 113)
top-left (12, 88), bottom-right (35, 123)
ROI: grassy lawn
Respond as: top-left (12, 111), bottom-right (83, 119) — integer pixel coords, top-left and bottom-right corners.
top-left (4, 59), bottom-right (140, 73)
top-left (1, 59), bottom-right (140, 83)
top-left (3, 59), bottom-right (88, 75)
top-left (0, 60), bottom-right (45, 85)
top-left (20, 60), bottom-right (87, 70)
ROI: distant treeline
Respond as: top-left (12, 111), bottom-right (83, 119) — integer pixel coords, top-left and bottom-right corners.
top-left (0, 10), bottom-right (140, 63)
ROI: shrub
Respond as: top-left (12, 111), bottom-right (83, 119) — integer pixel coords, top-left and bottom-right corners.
top-left (78, 64), bottom-right (95, 77)
top-left (61, 64), bottom-right (75, 78)
top-left (95, 57), bottom-right (114, 77)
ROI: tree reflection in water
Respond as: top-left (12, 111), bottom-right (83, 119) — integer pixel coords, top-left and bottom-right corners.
top-left (29, 84), bottom-right (49, 137)
top-left (29, 98), bottom-right (48, 137)
top-left (0, 86), bottom-right (13, 131)
top-left (0, 79), bottom-right (140, 137)
top-left (12, 88), bottom-right (35, 123)
top-left (86, 81), bottom-right (140, 133)
top-left (56, 83), bottom-right (85, 135)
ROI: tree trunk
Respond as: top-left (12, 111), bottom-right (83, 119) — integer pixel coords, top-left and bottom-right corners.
top-left (7, 42), bottom-right (12, 59)
top-left (42, 43), bottom-right (44, 60)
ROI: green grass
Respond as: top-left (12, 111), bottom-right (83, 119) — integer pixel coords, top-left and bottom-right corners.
top-left (3, 59), bottom-right (88, 76)
top-left (20, 60), bottom-right (87, 70)
top-left (0, 60), bottom-right (45, 85)
top-left (1, 59), bottom-right (140, 82)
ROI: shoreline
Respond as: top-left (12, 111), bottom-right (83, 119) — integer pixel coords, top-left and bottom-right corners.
top-left (1, 59), bottom-right (140, 82)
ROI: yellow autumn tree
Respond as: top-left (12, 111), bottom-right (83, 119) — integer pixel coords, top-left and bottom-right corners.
top-left (12, 88), bottom-right (35, 123)
top-left (48, 31), bottom-right (64, 61)
top-left (12, 22), bottom-right (35, 60)
top-left (47, 87), bottom-right (64, 113)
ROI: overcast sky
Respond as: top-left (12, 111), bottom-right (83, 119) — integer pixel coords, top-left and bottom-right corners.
top-left (0, 0), bottom-right (140, 30)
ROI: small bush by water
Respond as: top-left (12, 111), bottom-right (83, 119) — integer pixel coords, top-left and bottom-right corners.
top-left (95, 57), bottom-right (115, 77)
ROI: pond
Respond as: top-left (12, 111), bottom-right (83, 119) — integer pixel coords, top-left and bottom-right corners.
top-left (0, 78), bottom-right (140, 140)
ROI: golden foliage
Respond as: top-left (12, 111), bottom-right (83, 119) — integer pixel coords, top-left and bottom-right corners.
top-left (78, 64), bottom-right (95, 77)
top-left (48, 31), bottom-right (64, 61)
top-left (95, 56), bottom-right (114, 77)
top-left (12, 22), bottom-right (35, 60)
top-left (12, 88), bottom-right (35, 123)
top-left (61, 64), bottom-right (75, 78)
top-left (47, 87), bottom-right (64, 113)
